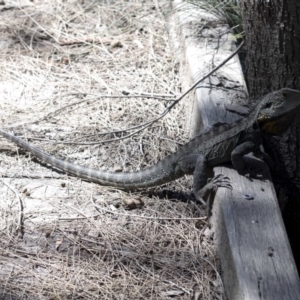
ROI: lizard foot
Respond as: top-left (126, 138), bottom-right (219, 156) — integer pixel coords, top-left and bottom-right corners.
top-left (207, 174), bottom-right (232, 190)
top-left (194, 174), bottom-right (232, 218)
top-left (240, 168), bottom-right (265, 180)
top-left (194, 174), bottom-right (232, 205)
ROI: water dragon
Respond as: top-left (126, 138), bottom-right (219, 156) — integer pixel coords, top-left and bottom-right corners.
top-left (1, 88), bottom-right (300, 210)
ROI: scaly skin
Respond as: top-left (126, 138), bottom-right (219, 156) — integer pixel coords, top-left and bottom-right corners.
top-left (1, 88), bottom-right (300, 205)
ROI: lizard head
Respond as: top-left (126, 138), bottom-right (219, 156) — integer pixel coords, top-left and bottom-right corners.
top-left (256, 88), bottom-right (300, 135)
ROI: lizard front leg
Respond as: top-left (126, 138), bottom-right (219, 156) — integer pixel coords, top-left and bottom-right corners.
top-left (231, 141), bottom-right (256, 174)
top-left (231, 129), bottom-right (267, 175)
top-left (231, 139), bottom-right (266, 176)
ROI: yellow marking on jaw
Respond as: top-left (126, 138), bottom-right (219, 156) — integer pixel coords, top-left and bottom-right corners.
top-left (260, 120), bottom-right (278, 134)
top-left (258, 115), bottom-right (289, 135)
top-left (260, 119), bottom-right (288, 135)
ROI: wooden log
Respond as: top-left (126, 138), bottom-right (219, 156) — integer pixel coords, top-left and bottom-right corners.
top-left (214, 161), bottom-right (300, 299)
top-left (171, 0), bottom-right (300, 298)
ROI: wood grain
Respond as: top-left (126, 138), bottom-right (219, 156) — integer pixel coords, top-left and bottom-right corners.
top-left (172, 0), bottom-right (300, 298)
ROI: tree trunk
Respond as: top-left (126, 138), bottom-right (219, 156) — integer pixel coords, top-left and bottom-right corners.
top-left (239, 0), bottom-right (300, 269)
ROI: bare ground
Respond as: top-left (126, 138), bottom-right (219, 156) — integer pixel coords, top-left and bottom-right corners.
top-left (0, 1), bottom-right (224, 299)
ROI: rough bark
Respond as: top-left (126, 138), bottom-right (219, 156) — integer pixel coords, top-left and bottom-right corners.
top-left (239, 0), bottom-right (300, 269)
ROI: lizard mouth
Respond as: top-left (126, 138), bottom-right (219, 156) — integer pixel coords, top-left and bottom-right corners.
top-left (258, 114), bottom-right (294, 135)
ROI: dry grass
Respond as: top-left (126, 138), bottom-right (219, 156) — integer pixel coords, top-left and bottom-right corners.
top-left (0, 0), bottom-right (223, 299)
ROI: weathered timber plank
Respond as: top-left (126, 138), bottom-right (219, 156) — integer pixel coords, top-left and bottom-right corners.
top-left (214, 161), bottom-right (300, 299)
top-left (171, 0), bottom-right (246, 136)
top-left (171, 0), bottom-right (300, 299)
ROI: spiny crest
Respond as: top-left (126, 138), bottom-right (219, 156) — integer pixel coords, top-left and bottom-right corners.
top-left (191, 120), bottom-right (241, 144)
top-left (198, 122), bottom-right (232, 138)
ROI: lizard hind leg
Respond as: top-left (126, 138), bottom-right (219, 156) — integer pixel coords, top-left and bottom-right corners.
top-left (177, 154), bottom-right (209, 205)
top-left (177, 154), bottom-right (232, 215)
top-left (192, 156), bottom-right (232, 216)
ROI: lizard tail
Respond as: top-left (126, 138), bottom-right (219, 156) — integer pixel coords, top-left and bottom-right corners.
top-left (0, 129), bottom-right (184, 189)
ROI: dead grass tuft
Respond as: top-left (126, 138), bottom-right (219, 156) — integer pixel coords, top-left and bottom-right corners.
top-left (0, 0), bottom-right (223, 299)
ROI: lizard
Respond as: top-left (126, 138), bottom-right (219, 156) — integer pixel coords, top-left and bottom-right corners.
top-left (0, 88), bottom-right (300, 211)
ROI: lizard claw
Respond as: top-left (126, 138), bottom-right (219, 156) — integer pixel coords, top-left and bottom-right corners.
top-left (194, 174), bottom-right (232, 218)
top-left (207, 174), bottom-right (232, 190)
top-left (194, 174), bottom-right (232, 205)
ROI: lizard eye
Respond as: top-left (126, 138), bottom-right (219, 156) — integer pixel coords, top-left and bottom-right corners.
top-left (263, 102), bottom-right (272, 109)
